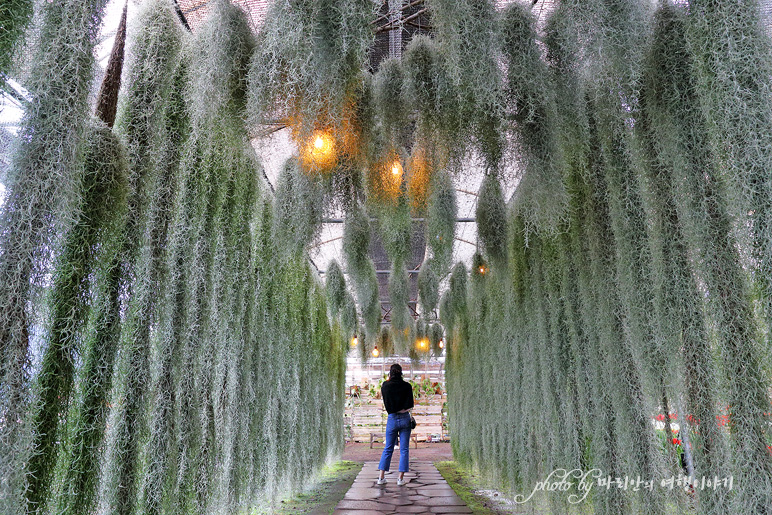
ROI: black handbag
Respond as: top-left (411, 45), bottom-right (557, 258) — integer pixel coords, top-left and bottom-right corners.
top-left (410, 415), bottom-right (416, 430)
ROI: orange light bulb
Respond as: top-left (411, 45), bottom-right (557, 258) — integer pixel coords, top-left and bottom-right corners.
top-left (372, 346), bottom-right (380, 357)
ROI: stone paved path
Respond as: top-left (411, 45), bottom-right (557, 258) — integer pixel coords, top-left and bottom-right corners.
top-left (333, 461), bottom-right (473, 514)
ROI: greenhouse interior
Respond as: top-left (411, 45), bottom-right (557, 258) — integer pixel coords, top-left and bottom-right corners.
top-left (2, 0), bottom-right (772, 513)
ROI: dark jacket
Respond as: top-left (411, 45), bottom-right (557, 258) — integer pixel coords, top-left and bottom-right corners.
top-left (381, 377), bottom-right (414, 414)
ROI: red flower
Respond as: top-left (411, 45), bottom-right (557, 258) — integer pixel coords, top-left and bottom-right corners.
top-left (656, 414), bottom-right (665, 421)
top-left (672, 438), bottom-right (682, 446)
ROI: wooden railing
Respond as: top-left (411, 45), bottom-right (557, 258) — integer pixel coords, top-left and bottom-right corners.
top-left (345, 390), bottom-right (447, 444)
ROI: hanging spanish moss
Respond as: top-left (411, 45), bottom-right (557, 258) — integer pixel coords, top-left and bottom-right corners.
top-left (25, 121), bottom-right (129, 514)
top-left (99, 2), bottom-right (187, 504)
top-left (501, 3), bottom-right (566, 231)
top-left (326, 260), bottom-right (347, 319)
top-left (426, 0), bottom-right (503, 167)
top-left (25, 3), bottom-right (130, 510)
top-left (0, 0), bottom-right (33, 75)
top-left (403, 35), bottom-right (457, 155)
top-left (373, 57), bottom-right (408, 147)
top-left (475, 173), bottom-right (507, 266)
top-left (248, 0), bottom-right (375, 149)
top-left (0, 1), bottom-right (107, 512)
top-left (341, 290), bottom-right (359, 337)
top-left (406, 143), bottom-right (432, 214)
top-left (429, 323), bottom-right (443, 356)
top-left (377, 195), bottom-right (411, 266)
top-left (3, 0), bottom-right (772, 513)
top-left (343, 202), bottom-right (380, 354)
top-left (389, 264), bottom-right (411, 353)
top-left (426, 170), bottom-right (456, 274)
top-left (343, 202), bottom-right (371, 279)
top-left (418, 259), bottom-right (439, 316)
top-left (273, 157), bottom-right (325, 255)
top-left (638, 6), bottom-right (730, 512)
top-left (378, 326), bottom-right (394, 357)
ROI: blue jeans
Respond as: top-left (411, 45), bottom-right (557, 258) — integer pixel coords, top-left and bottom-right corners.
top-left (378, 412), bottom-right (411, 473)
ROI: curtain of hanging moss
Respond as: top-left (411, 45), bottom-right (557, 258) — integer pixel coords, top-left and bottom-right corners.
top-left (136, 73), bottom-right (192, 515)
top-left (248, 0), bottom-right (375, 143)
top-left (25, 121), bottom-right (129, 514)
top-left (343, 203), bottom-right (380, 354)
top-left (543, 14), bottom-right (594, 477)
top-left (687, 0), bottom-right (772, 329)
top-left (684, 2), bottom-right (772, 511)
top-left (56, 218), bottom-right (127, 515)
top-left (0, 0), bottom-right (33, 75)
top-left (256, 253), bottom-right (345, 504)
top-left (635, 4), bottom-right (772, 511)
top-left (637, 8), bottom-right (730, 513)
top-left (389, 265), bottom-right (410, 353)
top-left (577, 2), bottom-right (666, 512)
top-left (500, 4), bottom-right (566, 231)
top-left (426, 171), bottom-right (456, 275)
top-left (141, 5), bottom-right (257, 512)
top-left (97, 2), bottom-right (187, 513)
top-left (426, 0), bottom-right (502, 167)
top-left (0, 1), bottom-right (107, 513)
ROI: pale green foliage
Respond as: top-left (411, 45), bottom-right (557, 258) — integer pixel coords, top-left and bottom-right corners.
top-left (475, 173), bottom-right (507, 265)
top-left (98, 3), bottom-right (187, 512)
top-left (359, 260), bottom-right (381, 353)
top-left (387, 257), bottom-right (411, 357)
top-left (426, 0), bottom-right (503, 166)
top-left (343, 202), bottom-right (371, 277)
top-left (377, 198), bottom-right (411, 266)
top-left (188, 0), bottom-right (254, 121)
top-left (248, 0), bottom-right (375, 138)
top-left (502, 3), bottom-right (566, 231)
top-left (374, 57), bottom-right (407, 143)
top-left (429, 323), bottom-right (443, 355)
top-left (443, 262), bottom-right (467, 332)
top-left (0, 0), bottom-right (33, 75)
top-left (273, 157), bottom-right (324, 254)
top-left (0, 1), bottom-right (108, 512)
top-left (27, 121), bottom-right (129, 514)
top-left (426, 170), bottom-right (456, 274)
top-left (343, 199), bottom-right (380, 355)
top-left (326, 260), bottom-right (347, 318)
top-left (418, 260), bottom-right (439, 316)
top-left (389, 265), bottom-right (410, 337)
top-left (446, 2), bottom-right (772, 513)
top-left (403, 35), bottom-right (454, 140)
top-left (4, 1), bottom-right (772, 513)
top-left (378, 326), bottom-right (394, 357)
top-left (341, 290), bottom-right (359, 336)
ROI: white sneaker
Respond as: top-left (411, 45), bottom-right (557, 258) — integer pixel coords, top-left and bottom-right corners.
top-left (376, 478), bottom-right (386, 485)
top-left (397, 478), bottom-right (406, 486)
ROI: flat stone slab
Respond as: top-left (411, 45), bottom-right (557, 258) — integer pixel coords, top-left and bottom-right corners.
top-left (334, 462), bottom-right (472, 514)
top-left (336, 500), bottom-right (396, 511)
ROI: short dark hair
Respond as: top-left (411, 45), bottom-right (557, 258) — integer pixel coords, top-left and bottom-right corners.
top-left (389, 363), bottom-right (402, 381)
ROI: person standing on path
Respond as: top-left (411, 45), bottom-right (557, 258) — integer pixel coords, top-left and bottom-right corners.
top-left (377, 363), bottom-right (414, 486)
